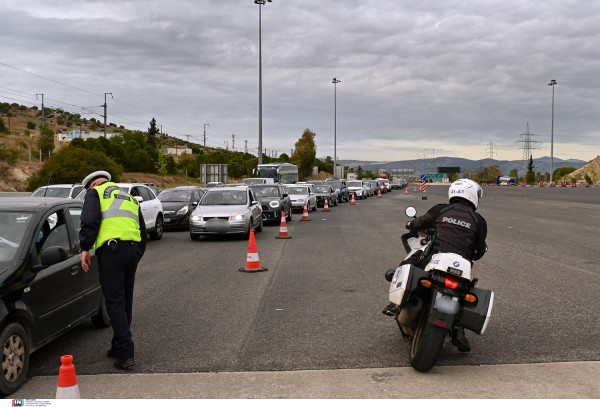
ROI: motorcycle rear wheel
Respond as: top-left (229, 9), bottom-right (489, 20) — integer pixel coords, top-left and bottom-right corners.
top-left (409, 310), bottom-right (447, 372)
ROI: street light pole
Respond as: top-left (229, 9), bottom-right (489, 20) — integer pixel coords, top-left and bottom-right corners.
top-left (548, 79), bottom-right (557, 183)
top-left (254, 0), bottom-right (272, 165)
top-left (332, 77), bottom-right (341, 177)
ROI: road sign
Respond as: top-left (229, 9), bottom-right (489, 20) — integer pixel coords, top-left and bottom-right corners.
top-left (420, 174), bottom-right (426, 181)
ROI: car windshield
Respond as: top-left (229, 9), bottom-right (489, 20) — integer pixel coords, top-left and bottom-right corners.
top-left (31, 187), bottom-right (71, 198)
top-left (250, 186), bottom-right (280, 198)
top-left (0, 211), bottom-right (34, 262)
top-left (200, 190), bottom-right (247, 205)
top-left (286, 187), bottom-right (309, 195)
top-left (347, 181), bottom-right (362, 187)
top-left (314, 186), bottom-right (330, 193)
top-left (158, 189), bottom-right (193, 202)
top-left (328, 181), bottom-right (342, 189)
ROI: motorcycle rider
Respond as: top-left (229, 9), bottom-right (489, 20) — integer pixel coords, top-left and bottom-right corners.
top-left (383, 178), bottom-right (487, 352)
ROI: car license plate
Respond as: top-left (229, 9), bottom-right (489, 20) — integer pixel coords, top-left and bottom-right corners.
top-left (164, 218), bottom-right (170, 222)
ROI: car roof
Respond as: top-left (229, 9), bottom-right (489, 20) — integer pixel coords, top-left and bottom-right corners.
top-left (0, 197), bottom-right (78, 211)
top-left (34, 184), bottom-right (82, 188)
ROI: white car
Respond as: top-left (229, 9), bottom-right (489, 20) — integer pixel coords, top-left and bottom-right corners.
top-left (75, 183), bottom-right (164, 240)
top-left (30, 184), bottom-right (84, 199)
top-left (346, 180), bottom-right (369, 200)
top-left (189, 186), bottom-right (263, 240)
top-left (284, 184), bottom-right (317, 212)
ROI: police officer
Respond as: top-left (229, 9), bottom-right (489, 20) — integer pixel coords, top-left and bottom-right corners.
top-left (79, 171), bottom-right (146, 370)
top-left (383, 178), bottom-right (487, 352)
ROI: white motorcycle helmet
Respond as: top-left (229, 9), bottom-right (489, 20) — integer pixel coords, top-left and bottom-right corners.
top-left (448, 179), bottom-right (482, 209)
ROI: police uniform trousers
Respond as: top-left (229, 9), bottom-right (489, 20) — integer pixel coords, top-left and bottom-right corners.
top-left (97, 244), bottom-right (139, 359)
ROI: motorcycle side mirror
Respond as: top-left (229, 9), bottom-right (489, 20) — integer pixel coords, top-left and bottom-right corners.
top-left (405, 206), bottom-right (417, 217)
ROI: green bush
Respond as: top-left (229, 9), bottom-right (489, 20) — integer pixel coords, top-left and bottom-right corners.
top-left (27, 146), bottom-right (122, 191)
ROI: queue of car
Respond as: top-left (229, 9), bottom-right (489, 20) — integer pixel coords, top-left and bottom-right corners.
top-left (0, 175), bottom-right (399, 396)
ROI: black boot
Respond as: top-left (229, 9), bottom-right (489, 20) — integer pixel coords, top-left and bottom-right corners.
top-left (382, 303), bottom-right (400, 317)
top-left (451, 326), bottom-right (471, 352)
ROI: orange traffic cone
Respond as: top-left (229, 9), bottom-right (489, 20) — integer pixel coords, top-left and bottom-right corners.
top-left (350, 193), bottom-right (356, 205)
top-left (414, 185), bottom-right (417, 192)
top-left (377, 189), bottom-right (382, 198)
top-left (404, 188), bottom-right (409, 195)
top-left (239, 229), bottom-right (268, 272)
top-left (301, 201), bottom-right (311, 221)
top-left (323, 197), bottom-right (330, 212)
top-left (56, 355), bottom-right (80, 399)
top-left (275, 211), bottom-right (292, 239)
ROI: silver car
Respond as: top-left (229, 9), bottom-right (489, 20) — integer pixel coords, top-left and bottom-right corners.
top-left (284, 184), bottom-right (317, 212)
top-left (189, 187), bottom-right (263, 240)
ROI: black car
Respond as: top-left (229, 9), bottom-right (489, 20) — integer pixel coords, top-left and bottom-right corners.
top-left (158, 186), bottom-right (205, 229)
top-left (325, 179), bottom-right (349, 203)
top-left (313, 184), bottom-right (338, 207)
top-left (0, 198), bottom-right (110, 396)
top-left (248, 184), bottom-right (292, 224)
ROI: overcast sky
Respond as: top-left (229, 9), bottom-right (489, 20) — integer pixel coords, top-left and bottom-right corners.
top-left (1, 0), bottom-right (599, 163)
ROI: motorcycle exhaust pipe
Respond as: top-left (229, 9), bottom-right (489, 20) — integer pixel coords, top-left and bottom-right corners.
top-left (398, 297), bottom-right (423, 326)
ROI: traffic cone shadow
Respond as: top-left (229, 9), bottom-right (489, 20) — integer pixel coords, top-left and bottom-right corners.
top-left (239, 229), bottom-right (268, 272)
top-left (276, 211), bottom-right (292, 239)
top-left (56, 355), bottom-right (80, 399)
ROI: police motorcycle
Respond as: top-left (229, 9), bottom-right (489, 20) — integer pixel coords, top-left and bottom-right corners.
top-left (384, 206), bottom-right (494, 372)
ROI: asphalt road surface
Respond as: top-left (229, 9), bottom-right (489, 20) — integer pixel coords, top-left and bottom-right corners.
top-left (11, 185), bottom-right (600, 398)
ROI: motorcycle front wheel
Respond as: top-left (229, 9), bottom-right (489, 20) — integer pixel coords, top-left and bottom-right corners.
top-left (409, 310), bottom-right (447, 372)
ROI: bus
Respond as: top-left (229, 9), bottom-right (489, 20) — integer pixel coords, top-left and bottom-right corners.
top-left (254, 162), bottom-right (298, 184)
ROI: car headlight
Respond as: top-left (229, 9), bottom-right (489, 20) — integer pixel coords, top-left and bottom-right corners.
top-left (230, 214), bottom-right (246, 221)
top-left (269, 201), bottom-right (280, 208)
top-left (190, 215), bottom-right (201, 221)
top-left (176, 205), bottom-right (189, 216)
top-left (296, 198), bottom-right (305, 203)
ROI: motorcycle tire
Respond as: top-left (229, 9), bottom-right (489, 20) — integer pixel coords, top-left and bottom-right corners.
top-left (409, 309), bottom-right (447, 372)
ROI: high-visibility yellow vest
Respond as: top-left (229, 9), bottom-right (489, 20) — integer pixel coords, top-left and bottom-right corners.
top-left (94, 182), bottom-right (142, 250)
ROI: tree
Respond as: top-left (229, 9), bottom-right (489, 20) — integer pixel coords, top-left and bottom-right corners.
top-left (0, 117), bottom-right (7, 133)
top-left (37, 124), bottom-right (55, 159)
top-left (147, 118), bottom-right (159, 147)
top-left (525, 156), bottom-right (536, 184)
top-left (27, 146), bottom-right (122, 191)
top-left (290, 129), bottom-right (317, 180)
top-left (509, 168), bottom-right (519, 179)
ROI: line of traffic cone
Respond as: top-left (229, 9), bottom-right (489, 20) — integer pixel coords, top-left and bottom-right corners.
top-left (56, 355), bottom-right (80, 399)
top-left (350, 193), bottom-right (356, 205)
top-left (275, 211), bottom-right (292, 239)
top-left (301, 201), bottom-right (311, 221)
top-left (323, 197), bottom-right (330, 212)
top-left (239, 229), bottom-right (268, 272)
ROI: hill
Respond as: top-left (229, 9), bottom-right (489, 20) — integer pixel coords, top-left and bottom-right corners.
top-left (559, 155), bottom-right (600, 184)
top-left (341, 156), bottom-right (588, 179)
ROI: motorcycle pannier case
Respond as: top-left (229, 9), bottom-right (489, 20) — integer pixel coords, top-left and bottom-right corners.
top-left (388, 264), bottom-right (428, 307)
top-left (458, 287), bottom-right (494, 335)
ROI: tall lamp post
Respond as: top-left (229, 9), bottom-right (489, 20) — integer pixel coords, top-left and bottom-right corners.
top-left (254, 0), bottom-right (272, 165)
top-left (332, 77), bottom-right (341, 177)
top-left (548, 79), bottom-right (557, 183)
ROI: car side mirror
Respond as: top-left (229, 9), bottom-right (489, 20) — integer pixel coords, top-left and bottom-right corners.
top-left (252, 200), bottom-right (259, 206)
top-left (134, 196), bottom-right (144, 203)
top-left (282, 193), bottom-right (288, 197)
top-left (41, 246), bottom-right (69, 266)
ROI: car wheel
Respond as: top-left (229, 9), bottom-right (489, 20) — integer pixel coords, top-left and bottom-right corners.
top-left (0, 322), bottom-right (29, 397)
top-left (150, 215), bottom-right (163, 240)
top-left (286, 207), bottom-right (292, 221)
top-left (256, 216), bottom-right (263, 232)
top-left (190, 233), bottom-right (200, 241)
top-left (91, 294), bottom-right (111, 328)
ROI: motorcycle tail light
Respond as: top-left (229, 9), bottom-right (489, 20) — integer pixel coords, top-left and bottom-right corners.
top-left (444, 276), bottom-right (459, 290)
top-left (465, 294), bottom-right (477, 303)
top-left (420, 280), bottom-right (431, 288)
